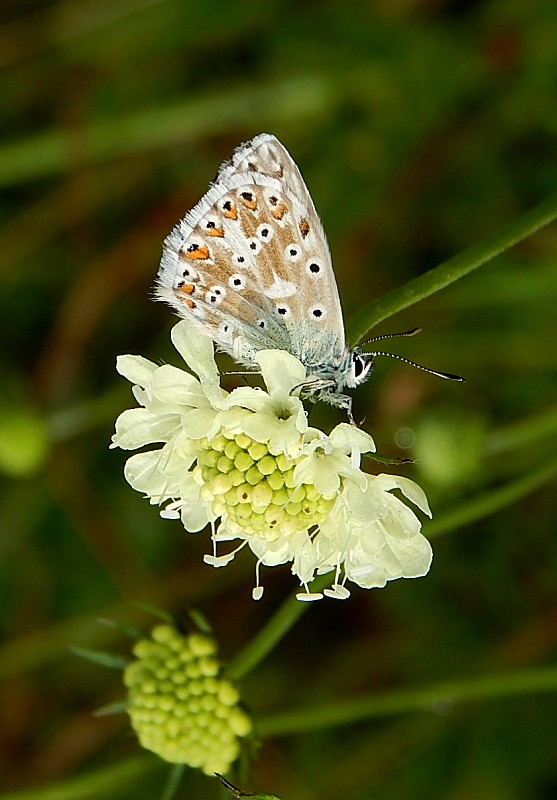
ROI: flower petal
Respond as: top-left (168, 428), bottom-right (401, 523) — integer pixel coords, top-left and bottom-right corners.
top-left (113, 408), bottom-right (180, 449)
top-left (294, 453), bottom-right (341, 495)
top-left (375, 474), bottom-right (432, 517)
top-left (181, 407), bottom-right (221, 439)
top-left (124, 450), bottom-right (172, 501)
top-left (116, 355), bottom-right (158, 387)
top-left (151, 364), bottom-right (207, 406)
top-left (329, 422), bottom-right (376, 454)
top-left (171, 321), bottom-right (223, 402)
top-left (225, 386), bottom-right (267, 412)
top-left (383, 532), bottom-right (433, 578)
top-left (255, 350), bottom-right (306, 396)
top-left (179, 479), bottom-right (210, 532)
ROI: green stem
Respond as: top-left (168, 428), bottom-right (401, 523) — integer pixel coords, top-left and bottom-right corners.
top-left (258, 664), bottom-right (557, 736)
top-left (485, 404), bottom-right (557, 456)
top-left (159, 764), bottom-right (186, 800)
top-left (426, 456), bottom-right (557, 539)
top-left (227, 574), bottom-right (330, 681)
top-left (347, 193), bottom-right (557, 345)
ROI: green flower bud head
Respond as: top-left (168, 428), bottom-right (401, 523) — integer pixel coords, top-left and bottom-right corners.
top-left (124, 625), bottom-right (251, 775)
top-left (196, 432), bottom-right (336, 542)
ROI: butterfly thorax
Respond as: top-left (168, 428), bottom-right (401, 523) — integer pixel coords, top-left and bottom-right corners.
top-left (296, 347), bottom-right (373, 409)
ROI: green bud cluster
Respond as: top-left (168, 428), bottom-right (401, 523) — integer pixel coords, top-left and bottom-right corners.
top-left (124, 625), bottom-right (251, 774)
top-left (195, 432), bottom-right (335, 540)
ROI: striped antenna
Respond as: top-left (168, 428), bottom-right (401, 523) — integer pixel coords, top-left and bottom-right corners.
top-left (361, 328), bottom-right (465, 382)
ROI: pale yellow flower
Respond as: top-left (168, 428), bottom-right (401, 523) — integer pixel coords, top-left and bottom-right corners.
top-left (112, 321), bottom-right (433, 600)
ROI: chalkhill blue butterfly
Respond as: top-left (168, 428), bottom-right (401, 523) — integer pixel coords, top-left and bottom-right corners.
top-left (156, 133), bottom-right (463, 415)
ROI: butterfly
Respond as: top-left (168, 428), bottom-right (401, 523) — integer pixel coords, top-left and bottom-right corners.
top-left (156, 133), bottom-right (463, 416)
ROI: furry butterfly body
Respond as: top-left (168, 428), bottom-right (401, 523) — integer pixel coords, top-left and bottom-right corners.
top-left (156, 133), bottom-right (372, 411)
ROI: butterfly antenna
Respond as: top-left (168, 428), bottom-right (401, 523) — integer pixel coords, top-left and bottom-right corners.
top-left (366, 350), bottom-right (465, 382)
top-left (360, 327), bottom-right (422, 346)
top-left (360, 327), bottom-right (464, 381)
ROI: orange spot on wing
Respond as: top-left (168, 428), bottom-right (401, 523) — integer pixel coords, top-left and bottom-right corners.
top-left (186, 245), bottom-right (209, 260)
top-left (239, 193), bottom-right (257, 210)
top-left (184, 298), bottom-right (196, 309)
top-left (178, 283), bottom-right (195, 295)
top-left (207, 227), bottom-right (224, 237)
top-left (271, 203), bottom-right (288, 220)
top-left (299, 218), bottom-right (310, 238)
top-left (223, 204), bottom-right (237, 220)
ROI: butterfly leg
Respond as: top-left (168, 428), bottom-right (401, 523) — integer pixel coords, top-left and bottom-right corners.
top-left (334, 393), bottom-right (357, 424)
top-left (290, 377), bottom-right (334, 400)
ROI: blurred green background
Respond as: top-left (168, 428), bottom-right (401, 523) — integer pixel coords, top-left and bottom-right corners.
top-left (1, 0), bottom-right (557, 798)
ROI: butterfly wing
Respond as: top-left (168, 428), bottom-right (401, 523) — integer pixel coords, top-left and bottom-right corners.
top-left (156, 134), bottom-right (346, 372)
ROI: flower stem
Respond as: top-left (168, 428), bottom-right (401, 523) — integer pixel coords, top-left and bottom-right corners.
top-left (485, 404), bottom-right (557, 456)
top-left (227, 594), bottom-right (305, 681)
top-left (347, 192), bottom-right (557, 345)
top-left (227, 574), bottom-right (331, 681)
top-left (159, 764), bottom-right (185, 800)
top-left (258, 664), bottom-right (557, 736)
top-left (425, 456), bottom-right (557, 539)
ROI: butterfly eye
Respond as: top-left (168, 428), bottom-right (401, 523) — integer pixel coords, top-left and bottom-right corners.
top-left (351, 354), bottom-right (372, 386)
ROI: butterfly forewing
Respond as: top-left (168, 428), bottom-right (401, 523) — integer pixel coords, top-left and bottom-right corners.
top-left (156, 134), bottom-right (346, 371)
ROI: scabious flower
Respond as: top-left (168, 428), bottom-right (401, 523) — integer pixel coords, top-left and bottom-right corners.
top-left (124, 624), bottom-right (251, 774)
top-left (112, 321), bottom-right (433, 600)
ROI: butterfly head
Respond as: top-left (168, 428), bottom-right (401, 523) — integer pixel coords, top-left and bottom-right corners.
top-left (292, 347), bottom-right (374, 415)
top-left (343, 348), bottom-right (374, 389)
top-left (295, 330), bottom-right (464, 416)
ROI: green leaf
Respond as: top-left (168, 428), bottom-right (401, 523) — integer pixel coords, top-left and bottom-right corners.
top-left (69, 647), bottom-right (127, 670)
top-left (93, 700), bottom-right (127, 717)
top-left (363, 452), bottom-right (415, 466)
